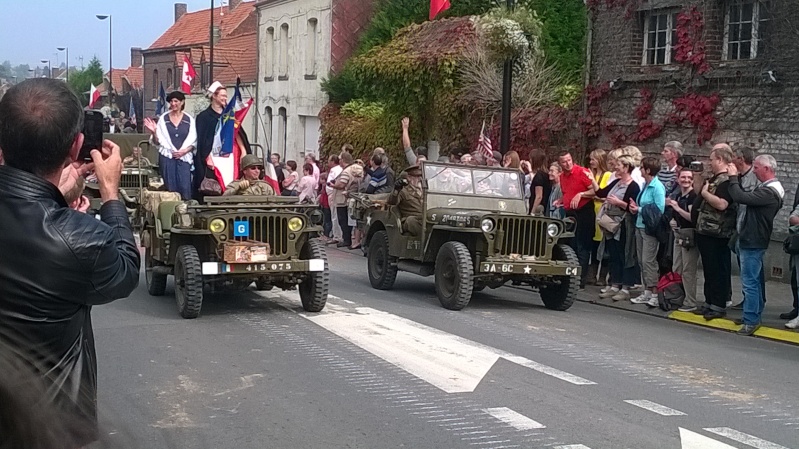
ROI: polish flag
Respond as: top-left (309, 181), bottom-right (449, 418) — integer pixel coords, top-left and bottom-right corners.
top-left (430, 0), bottom-right (451, 20)
top-left (181, 56), bottom-right (197, 94)
top-left (88, 83), bottom-right (100, 108)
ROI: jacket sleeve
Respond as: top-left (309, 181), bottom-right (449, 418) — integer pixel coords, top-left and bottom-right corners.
top-left (728, 178), bottom-right (780, 207)
top-left (84, 200), bottom-right (140, 305)
top-left (404, 147), bottom-right (417, 166)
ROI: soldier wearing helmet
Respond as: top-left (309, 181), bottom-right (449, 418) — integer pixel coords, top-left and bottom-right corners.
top-left (222, 155), bottom-right (276, 196)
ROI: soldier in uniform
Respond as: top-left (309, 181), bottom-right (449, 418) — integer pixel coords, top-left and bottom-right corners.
top-left (389, 165), bottom-right (423, 236)
top-left (223, 154), bottom-right (276, 196)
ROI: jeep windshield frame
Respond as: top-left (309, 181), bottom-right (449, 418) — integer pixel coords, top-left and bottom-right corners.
top-left (421, 162), bottom-right (527, 213)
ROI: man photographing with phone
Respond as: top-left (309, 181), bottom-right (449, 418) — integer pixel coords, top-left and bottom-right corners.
top-left (0, 78), bottom-right (140, 448)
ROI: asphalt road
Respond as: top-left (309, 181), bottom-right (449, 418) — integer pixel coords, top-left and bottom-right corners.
top-left (91, 247), bottom-right (799, 449)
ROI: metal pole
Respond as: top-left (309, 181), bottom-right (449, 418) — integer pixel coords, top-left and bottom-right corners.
top-left (210, 0), bottom-right (214, 84)
top-left (499, 0), bottom-right (515, 155)
top-left (109, 16), bottom-right (113, 107)
top-left (66, 48), bottom-right (69, 83)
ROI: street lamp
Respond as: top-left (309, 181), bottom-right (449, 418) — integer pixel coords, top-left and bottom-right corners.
top-left (96, 14), bottom-right (112, 107)
top-left (40, 59), bottom-right (51, 78)
top-left (57, 47), bottom-right (69, 83)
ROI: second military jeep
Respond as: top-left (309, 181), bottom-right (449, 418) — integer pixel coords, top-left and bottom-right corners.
top-left (142, 194), bottom-right (329, 319)
top-left (354, 161), bottom-right (580, 311)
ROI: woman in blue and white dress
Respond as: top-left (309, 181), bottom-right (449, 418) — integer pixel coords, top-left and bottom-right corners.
top-left (155, 91), bottom-right (197, 200)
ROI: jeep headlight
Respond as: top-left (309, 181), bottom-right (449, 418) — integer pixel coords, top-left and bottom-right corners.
top-left (288, 217), bottom-right (304, 232)
top-left (481, 218), bottom-right (495, 233)
top-left (547, 223), bottom-right (559, 237)
top-left (209, 218), bottom-right (226, 233)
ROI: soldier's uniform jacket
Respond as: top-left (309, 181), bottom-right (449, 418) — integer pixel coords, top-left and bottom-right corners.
top-left (223, 179), bottom-right (276, 196)
top-left (389, 184), bottom-right (423, 218)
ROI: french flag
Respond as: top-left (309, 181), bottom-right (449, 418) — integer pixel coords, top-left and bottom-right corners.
top-left (88, 83), bottom-right (100, 108)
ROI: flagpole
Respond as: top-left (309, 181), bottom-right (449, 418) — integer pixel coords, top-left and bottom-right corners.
top-left (499, 0), bottom-right (515, 155)
top-left (209, 0), bottom-right (215, 84)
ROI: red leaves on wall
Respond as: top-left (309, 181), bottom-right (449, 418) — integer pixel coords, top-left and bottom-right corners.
top-left (667, 93), bottom-right (720, 145)
top-left (673, 6), bottom-right (711, 75)
top-left (579, 81), bottom-right (611, 138)
top-left (632, 88), bottom-right (663, 143)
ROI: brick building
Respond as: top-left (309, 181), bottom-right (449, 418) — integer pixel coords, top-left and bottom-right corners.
top-left (142, 1), bottom-right (257, 120)
top-left (587, 0), bottom-right (799, 280)
top-left (255, 0), bottom-right (375, 162)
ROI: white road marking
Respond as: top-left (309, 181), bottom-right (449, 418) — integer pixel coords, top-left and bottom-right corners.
top-left (553, 445), bottom-right (592, 449)
top-left (482, 407), bottom-right (546, 430)
top-left (680, 428), bottom-right (737, 449)
top-left (624, 399), bottom-right (686, 416)
top-left (704, 427), bottom-right (790, 449)
top-left (283, 294), bottom-right (596, 393)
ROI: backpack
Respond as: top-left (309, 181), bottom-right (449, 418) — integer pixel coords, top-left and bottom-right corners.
top-left (657, 272), bottom-right (685, 311)
top-left (696, 173), bottom-right (737, 238)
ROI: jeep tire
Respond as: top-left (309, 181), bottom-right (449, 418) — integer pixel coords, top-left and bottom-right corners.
top-left (539, 244), bottom-right (577, 311)
top-left (175, 245), bottom-right (203, 319)
top-left (145, 246), bottom-right (167, 296)
top-left (299, 239), bottom-right (328, 312)
top-left (368, 230), bottom-right (398, 290)
top-left (434, 242), bottom-right (474, 310)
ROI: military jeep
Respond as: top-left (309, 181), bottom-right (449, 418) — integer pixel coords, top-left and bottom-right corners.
top-left (141, 194), bottom-right (329, 319)
top-left (354, 161), bottom-right (580, 311)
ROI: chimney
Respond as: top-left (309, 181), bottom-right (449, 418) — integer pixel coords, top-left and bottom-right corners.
top-left (175, 3), bottom-right (188, 23)
top-left (130, 47), bottom-right (143, 68)
top-left (229, 0), bottom-right (242, 10)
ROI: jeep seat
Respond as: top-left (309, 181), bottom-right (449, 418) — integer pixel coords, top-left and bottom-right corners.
top-left (156, 201), bottom-right (183, 237)
top-left (142, 189), bottom-right (182, 237)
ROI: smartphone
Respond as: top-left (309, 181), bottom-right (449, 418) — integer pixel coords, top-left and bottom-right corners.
top-left (79, 110), bottom-right (105, 161)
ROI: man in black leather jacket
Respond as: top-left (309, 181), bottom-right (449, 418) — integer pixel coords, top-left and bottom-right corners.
top-left (0, 79), bottom-right (140, 448)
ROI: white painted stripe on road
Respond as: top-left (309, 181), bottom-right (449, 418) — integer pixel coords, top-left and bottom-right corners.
top-left (624, 399), bottom-right (686, 416)
top-left (482, 407), bottom-right (545, 430)
top-left (283, 294), bottom-right (597, 393)
top-left (704, 427), bottom-right (790, 449)
top-left (553, 445), bottom-right (592, 449)
top-left (680, 428), bottom-right (737, 449)
top-left (502, 355), bottom-right (596, 386)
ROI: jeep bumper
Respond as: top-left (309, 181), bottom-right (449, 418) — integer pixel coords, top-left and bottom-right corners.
top-left (201, 259), bottom-right (325, 275)
top-left (478, 261), bottom-right (580, 277)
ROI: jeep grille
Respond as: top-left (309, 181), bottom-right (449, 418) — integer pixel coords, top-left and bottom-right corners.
top-left (495, 217), bottom-right (548, 258)
top-left (227, 216), bottom-right (290, 257)
top-left (120, 174), bottom-right (150, 189)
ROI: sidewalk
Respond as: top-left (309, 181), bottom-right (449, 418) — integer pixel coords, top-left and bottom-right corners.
top-left (578, 271), bottom-right (799, 345)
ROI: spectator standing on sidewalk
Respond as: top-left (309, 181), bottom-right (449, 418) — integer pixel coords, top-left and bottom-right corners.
top-left (784, 186), bottom-right (799, 324)
top-left (629, 156), bottom-right (666, 307)
top-left (727, 155), bottom-right (784, 335)
top-left (528, 149), bottom-right (551, 215)
top-left (659, 141), bottom-right (683, 196)
top-left (326, 153), bottom-right (343, 244)
top-left (666, 169), bottom-right (699, 311)
top-left (555, 151), bottom-right (596, 289)
top-left (694, 144), bottom-right (737, 320)
top-left (731, 147), bottom-right (762, 309)
top-left (331, 151), bottom-right (358, 248)
top-left (588, 149), bottom-right (612, 286)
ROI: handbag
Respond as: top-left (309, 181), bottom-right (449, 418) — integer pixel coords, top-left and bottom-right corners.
top-left (784, 225), bottom-right (799, 255)
top-left (597, 212), bottom-right (622, 234)
top-left (675, 228), bottom-right (695, 249)
top-left (199, 177), bottom-right (222, 196)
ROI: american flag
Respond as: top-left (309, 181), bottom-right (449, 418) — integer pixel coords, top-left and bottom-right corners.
top-left (476, 120), bottom-right (493, 162)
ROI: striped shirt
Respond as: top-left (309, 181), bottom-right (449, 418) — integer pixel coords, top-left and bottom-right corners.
top-left (657, 164), bottom-right (678, 196)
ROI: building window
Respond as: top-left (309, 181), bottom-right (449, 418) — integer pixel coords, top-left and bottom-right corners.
top-left (265, 106), bottom-right (273, 150)
top-left (724, 0), bottom-right (770, 60)
top-left (264, 27), bottom-right (275, 80)
top-left (305, 18), bottom-right (318, 77)
top-left (152, 69), bottom-right (159, 98)
top-left (278, 107), bottom-right (287, 157)
top-left (166, 68), bottom-right (173, 88)
top-left (279, 23), bottom-right (289, 79)
top-left (642, 10), bottom-right (678, 65)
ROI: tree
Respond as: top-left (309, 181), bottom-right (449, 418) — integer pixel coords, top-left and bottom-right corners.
top-left (68, 56), bottom-right (103, 106)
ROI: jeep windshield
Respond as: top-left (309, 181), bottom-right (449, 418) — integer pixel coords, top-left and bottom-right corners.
top-left (423, 163), bottom-right (523, 200)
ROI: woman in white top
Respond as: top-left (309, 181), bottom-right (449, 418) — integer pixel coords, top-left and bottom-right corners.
top-left (153, 91), bottom-right (197, 200)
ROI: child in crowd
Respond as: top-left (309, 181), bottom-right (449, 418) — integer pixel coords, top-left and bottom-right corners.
top-left (548, 162), bottom-right (564, 219)
top-left (297, 163), bottom-right (318, 204)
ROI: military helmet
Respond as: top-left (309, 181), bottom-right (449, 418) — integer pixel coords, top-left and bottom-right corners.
top-left (241, 154), bottom-right (264, 170)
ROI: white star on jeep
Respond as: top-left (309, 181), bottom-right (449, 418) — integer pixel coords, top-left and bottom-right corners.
top-left (523, 265), bottom-right (531, 274)
top-left (366, 216), bottom-right (372, 225)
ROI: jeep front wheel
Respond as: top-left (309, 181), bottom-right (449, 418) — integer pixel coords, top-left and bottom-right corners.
top-left (175, 245), bottom-right (203, 319)
top-left (145, 246), bottom-right (167, 296)
top-left (434, 242), bottom-right (474, 310)
top-left (368, 230), bottom-right (398, 290)
top-left (539, 244), bottom-right (577, 311)
top-left (298, 239), bottom-right (328, 312)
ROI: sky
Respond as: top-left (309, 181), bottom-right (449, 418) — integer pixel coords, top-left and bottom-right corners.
top-left (0, 0), bottom-right (214, 71)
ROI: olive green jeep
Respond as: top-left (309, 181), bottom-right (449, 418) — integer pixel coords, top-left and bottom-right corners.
top-left (353, 161), bottom-right (580, 311)
top-left (141, 194), bottom-right (329, 319)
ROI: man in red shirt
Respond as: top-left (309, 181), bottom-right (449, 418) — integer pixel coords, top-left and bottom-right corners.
top-left (556, 151), bottom-right (595, 289)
